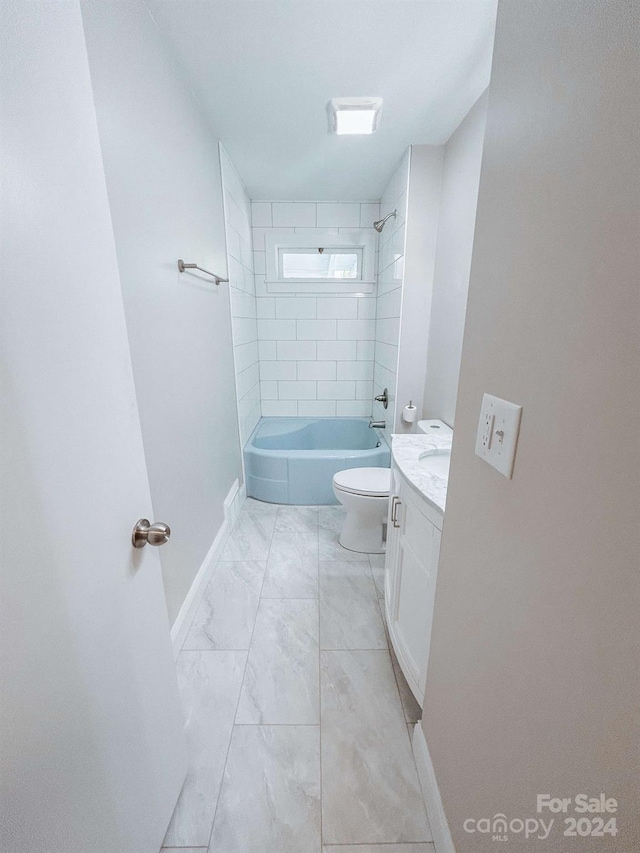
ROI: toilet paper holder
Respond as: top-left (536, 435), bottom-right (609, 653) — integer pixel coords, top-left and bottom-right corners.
top-left (402, 400), bottom-right (417, 424)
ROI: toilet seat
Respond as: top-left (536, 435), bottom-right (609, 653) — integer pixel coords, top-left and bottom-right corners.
top-left (332, 467), bottom-right (391, 498)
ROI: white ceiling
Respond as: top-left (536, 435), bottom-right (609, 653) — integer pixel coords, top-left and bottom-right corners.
top-left (148, 1), bottom-right (497, 200)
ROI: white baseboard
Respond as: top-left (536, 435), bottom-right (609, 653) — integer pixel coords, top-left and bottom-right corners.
top-left (412, 723), bottom-right (456, 853)
top-left (170, 479), bottom-right (246, 657)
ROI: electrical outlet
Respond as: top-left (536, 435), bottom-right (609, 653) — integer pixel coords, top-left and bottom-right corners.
top-left (475, 393), bottom-right (523, 478)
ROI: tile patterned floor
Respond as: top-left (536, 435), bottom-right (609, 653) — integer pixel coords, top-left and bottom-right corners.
top-left (162, 499), bottom-right (432, 853)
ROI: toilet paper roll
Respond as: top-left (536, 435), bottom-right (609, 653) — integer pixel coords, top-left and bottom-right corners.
top-left (402, 403), bottom-right (417, 424)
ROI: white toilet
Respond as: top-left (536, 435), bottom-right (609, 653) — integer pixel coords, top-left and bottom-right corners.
top-left (332, 467), bottom-right (391, 554)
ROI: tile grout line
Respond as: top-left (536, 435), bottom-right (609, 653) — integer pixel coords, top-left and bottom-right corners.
top-left (204, 505), bottom-right (276, 852)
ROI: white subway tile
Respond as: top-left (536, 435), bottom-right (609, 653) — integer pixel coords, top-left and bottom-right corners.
top-left (275, 298), bottom-right (317, 319)
top-left (316, 202), bottom-right (360, 228)
top-left (360, 202), bottom-right (380, 228)
top-left (337, 361), bottom-right (374, 381)
top-left (254, 274), bottom-right (268, 297)
top-left (292, 226), bottom-right (340, 240)
top-left (252, 225), bottom-right (293, 251)
top-left (297, 361), bottom-right (336, 381)
top-left (317, 381), bottom-right (356, 400)
top-left (251, 202), bottom-right (272, 227)
top-left (316, 297), bottom-right (358, 319)
top-left (376, 287), bottom-right (402, 319)
top-left (337, 319), bottom-right (376, 340)
top-left (261, 400), bottom-right (297, 417)
top-left (225, 194), bottom-right (243, 236)
top-left (375, 341), bottom-right (398, 372)
top-left (297, 400), bottom-right (337, 417)
top-left (257, 319), bottom-right (296, 340)
top-left (296, 319), bottom-right (337, 340)
top-left (253, 251), bottom-right (266, 274)
top-left (238, 364), bottom-right (259, 399)
top-left (376, 261), bottom-right (401, 297)
top-left (356, 380), bottom-right (374, 400)
top-left (272, 202), bottom-right (316, 228)
top-left (231, 291), bottom-right (257, 319)
top-left (225, 224), bottom-right (242, 262)
top-left (277, 340), bottom-right (317, 361)
top-left (259, 340), bottom-right (276, 360)
top-left (357, 340), bottom-right (376, 361)
top-left (376, 316), bottom-right (400, 346)
top-left (278, 380), bottom-right (317, 400)
top-left (235, 341), bottom-right (259, 372)
top-left (239, 237), bottom-right (253, 270)
top-left (357, 297), bottom-right (377, 319)
top-left (227, 256), bottom-right (244, 289)
top-left (317, 340), bottom-right (357, 360)
top-left (336, 401), bottom-right (373, 417)
top-left (257, 297), bottom-right (275, 319)
top-left (232, 316), bottom-right (257, 347)
top-left (260, 361), bottom-right (297, 381)
top-left (243, 265), bottom-right (256, 295)
top-left (260, 380), bottom-right (278, 400)
top-left (373, 363), bottom-right (396, 392)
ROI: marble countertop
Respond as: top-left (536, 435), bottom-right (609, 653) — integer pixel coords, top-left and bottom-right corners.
top-left (391, 433), bottom-right (453, 514)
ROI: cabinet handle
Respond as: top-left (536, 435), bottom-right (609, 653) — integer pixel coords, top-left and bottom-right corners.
top-left (391, 496), bottom-right (401, 528)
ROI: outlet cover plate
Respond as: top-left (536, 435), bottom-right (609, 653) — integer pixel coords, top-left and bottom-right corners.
top-left (475, 393), bottom-right (522, 478)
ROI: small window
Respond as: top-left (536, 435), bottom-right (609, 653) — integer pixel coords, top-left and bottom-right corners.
top-left (265, 228), bottom-right (376, 293)
top-left (279, 248), bottom-right (362, 281)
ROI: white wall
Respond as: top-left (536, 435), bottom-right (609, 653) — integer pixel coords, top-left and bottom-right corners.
top-left (81, 0), bottom-right (242, 624)
top-left (394, 145), bottom-right (445, 434)
top-left (423, 92), bottom-right (488, 426)
top-left (252, 201), bottom-right (380, 417)
top-left (422, 1), bottom-right (640, 850)
top-left (372, 153), bottom-right (410, 442)
top-left (220, 146), bottom-right (261, 447)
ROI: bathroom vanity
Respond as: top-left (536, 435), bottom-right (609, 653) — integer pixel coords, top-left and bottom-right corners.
top-left (384, 426), bottom-right (452, 707)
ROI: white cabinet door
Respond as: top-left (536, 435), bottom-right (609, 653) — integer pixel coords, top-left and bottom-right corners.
top-left (1, 6), bottom-right (186, 852)
top-left (386, 483), bottom-right (442, 706)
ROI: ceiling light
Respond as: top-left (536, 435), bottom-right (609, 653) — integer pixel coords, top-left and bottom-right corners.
top-left (329, 97), bottom-right (383, 135)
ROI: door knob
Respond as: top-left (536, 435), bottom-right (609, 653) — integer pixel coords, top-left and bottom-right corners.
top-left (132, 518), bottom-right (171, 548)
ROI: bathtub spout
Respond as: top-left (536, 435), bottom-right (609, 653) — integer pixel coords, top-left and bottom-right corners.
top-left (369, 420), bottom-right (386, 429)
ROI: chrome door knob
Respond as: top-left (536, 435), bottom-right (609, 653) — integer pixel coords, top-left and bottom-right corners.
top-left (132, 518), bottom-right (171, 548)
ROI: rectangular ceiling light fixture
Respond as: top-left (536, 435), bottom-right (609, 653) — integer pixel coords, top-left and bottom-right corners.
top-left (329, 97), bottom-right (383, 135)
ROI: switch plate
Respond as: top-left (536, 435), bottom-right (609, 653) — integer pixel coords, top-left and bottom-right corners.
top-left (475, 393), bottom-right (523, 478)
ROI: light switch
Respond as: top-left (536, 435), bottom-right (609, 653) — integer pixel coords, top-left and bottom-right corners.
top-left (475, 393), bottom-right (523, 478)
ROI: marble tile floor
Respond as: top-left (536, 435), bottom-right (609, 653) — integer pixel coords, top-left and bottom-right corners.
top-left (162, 498), bottom-right (432, 853)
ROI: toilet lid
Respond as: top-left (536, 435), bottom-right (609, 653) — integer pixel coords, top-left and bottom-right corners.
top-left (333, 467), bottom-right (391, 497)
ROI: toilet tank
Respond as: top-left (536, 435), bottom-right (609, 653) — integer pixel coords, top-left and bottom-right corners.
top-left (416, 419), bottom-right (453, 437)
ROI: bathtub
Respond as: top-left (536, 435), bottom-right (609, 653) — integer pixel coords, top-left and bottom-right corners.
top-left (244, 417), bottom-right (390, 505)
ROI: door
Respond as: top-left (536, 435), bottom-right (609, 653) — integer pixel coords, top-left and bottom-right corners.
top-left (1, 4), bottom-right (186, 852)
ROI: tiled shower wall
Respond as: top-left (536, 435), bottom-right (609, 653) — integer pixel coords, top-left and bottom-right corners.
top-left (251, 201), bottom-right (380, 418)
top-left (220, 147), bottom-right (261, 446)
top-left (372, 153), bottom-right (410, 444)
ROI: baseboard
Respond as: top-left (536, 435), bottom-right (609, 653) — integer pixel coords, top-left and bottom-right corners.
top-left (170, 478), bottom-right (246, 657)
top-left (412, 723), bottom-right (456, 853)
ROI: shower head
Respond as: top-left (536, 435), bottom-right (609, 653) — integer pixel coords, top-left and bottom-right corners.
top-left (373, 209), bottom-right (397, 232)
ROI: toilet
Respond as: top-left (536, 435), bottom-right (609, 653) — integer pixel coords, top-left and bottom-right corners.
top-left (332, 467), bottom-right (391, 554)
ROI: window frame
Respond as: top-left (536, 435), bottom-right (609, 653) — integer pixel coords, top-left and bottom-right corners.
top-left (264, 228), bottom-right (376, 294)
